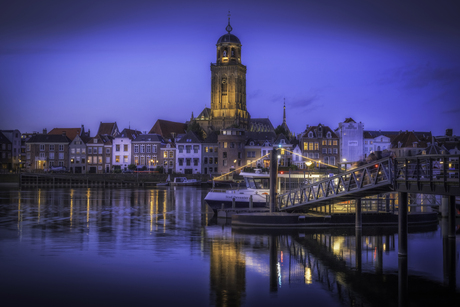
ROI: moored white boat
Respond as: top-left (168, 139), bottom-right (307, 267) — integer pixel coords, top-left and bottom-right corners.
top-left (205, 170), bottom-right (270, 209)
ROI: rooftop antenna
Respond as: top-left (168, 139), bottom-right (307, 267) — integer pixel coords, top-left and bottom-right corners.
top-left (226, 11), bottom-right (233, 34)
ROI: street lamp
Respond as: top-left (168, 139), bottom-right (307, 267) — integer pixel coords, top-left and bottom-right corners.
top-left (305, 161), bottom-right (312, 182)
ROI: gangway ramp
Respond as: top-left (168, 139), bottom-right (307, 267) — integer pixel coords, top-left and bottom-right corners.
top-left (278, 158), bottom-right (394, 212)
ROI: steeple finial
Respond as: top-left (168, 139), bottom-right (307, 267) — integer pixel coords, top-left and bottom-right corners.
top-left (283, 98), bottom-right (286, 125)
top-left (226, 11), bottom-right (233, 34)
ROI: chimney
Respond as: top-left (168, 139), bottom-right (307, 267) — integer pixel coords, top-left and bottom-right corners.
top-left (62, 131), bottom-right (66, 136)
top-left (43, 128), bottom-right (47, 134)
top-left (446, 128), bottom-right (453, 137)
top-left (81, 125), bottom-right (85, 136)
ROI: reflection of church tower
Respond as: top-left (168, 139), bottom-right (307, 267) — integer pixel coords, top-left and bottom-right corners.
top-left (210, 14), bottom-right (249, 130)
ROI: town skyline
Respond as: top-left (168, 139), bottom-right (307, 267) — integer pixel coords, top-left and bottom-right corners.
top-left (1, 0), bottom-right (459, 136)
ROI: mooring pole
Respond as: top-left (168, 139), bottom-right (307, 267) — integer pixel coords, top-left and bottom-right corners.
top-left (270, 148), bottom-right (278, 213)
top-left (355, 198), bottom-right (362, 229)
top-left (398, 192), bottom-right (408, 257)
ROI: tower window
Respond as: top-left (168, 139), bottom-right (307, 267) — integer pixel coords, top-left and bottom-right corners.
top-left (221, 78), bottom-right (227, 95)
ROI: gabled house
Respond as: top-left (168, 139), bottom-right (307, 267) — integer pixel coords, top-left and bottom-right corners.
top-left (0, 129), bottom-right (21, 171)
top-left (274, 133), bottom-right (293, 167)
top-left (160, 141), bottom-right (176, 174)
top-left (112, 128), bottom-right (142, 171)
top-left (302, 123), bottom-right (339, 167)
top-left (69, 135), bottom-right (90, 173)
top-left (390, 130), bottom-right (431, 157)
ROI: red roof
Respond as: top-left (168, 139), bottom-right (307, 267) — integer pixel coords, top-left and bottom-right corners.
top-left (48, 128), bottom-right (81, 141)
top-left (149, 119), bottom-right (187, 140)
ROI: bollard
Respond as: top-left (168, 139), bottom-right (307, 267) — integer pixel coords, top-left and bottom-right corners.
top-left (249, 195), bottom-right (253, 208)
top-left (232, 197), bottom-right (236, 209)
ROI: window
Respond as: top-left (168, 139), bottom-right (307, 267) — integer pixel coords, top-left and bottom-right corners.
top-left (106, 148), bottom-right (110, 154)
top-left (215, 158), bottom-right (218, 164)
top-left (179, 158), bottom-right (183, 166)
top-left (186, 145), bottom-right (191, 153)
top-left (193, 158), bottom-right (198, 166)
top-left (98, 147), bottom-right (102, 154)
top-left (322, 140), bottom-right (327, 145)
top-left (178, 145), bottom-right (184, 153)
top-left (169, 161), bottom-right (173, 168)
top-left (123, 156), bottom-right (128, 163)
top-left (164, 151), bottom-right (168, 158)
top-left (193, 145), bottom-right (199, 153)
top-left (124, 144), bottom-right (128, 152)
top-left (49, 152), bottom-right (55, 159)
top-left (76, 148), bottom-right (80, 154)
top-left (204, 157), bottom-right (208, 164)
top-left (40, 145), bottom-right (45, 151)
top-left (147, 145), bottom-right (151, 153)
top-left (238, 152), bottom-right (241, 159)
top-left (50, 145), bottom-right (55, 151)
top-left (59, 145), bottom-right (64, 151)
top-left (186, 159), bottom-right (191, 166)
top-left (106, 157), bottom-right (110, 163)
top-left (140, 145), bottom-right (145, 153)
top-left (209, 157), bottom-right (213, 164)
top-left (330, 157), bottom-right (335, 165)
top-left (134, 145), bottom-right (139, 153)
top-left (169, 151), bottom-right (173, 158)
top-left (39, 152), bottom-right (45, 159)
top-left (98, 156), bottom-right (102, 164)
top-left (59, 153), bottom-right (64, 160)
top-left (247, 151), bottom-right (255, 158)
top-left (230, 142), bottom-right (235, 148)
top-left (223, 160), bottom-right (227, 166)
top-left (333, 140), bottom-right (338, 146)
top-left (328, 140), bottom-right (332, 146)
top-left (223, 152), bottom-right (227, 158)
top-left (116, 145), bottom-right (120, 151)
top-left (309, 142), bottom-right (314, 151)
top-left (314, 143), bottom-right (319, 150)
top-left (205, 147), bottom-right (208, 153)
top-left (87, 157), bottom-right (92, 164)
top-left (329, 148), bottom-right (332, 154)
top-left (322, 148), bottom-right (327, 153)
top-left (209, 147), bottom-right (213, 153)
top-left (82, 148), bottom-right (86, 154)
top-left (88, 147), bottom-right (92, 154)
top-left (223, 142), bottom-right (228, 148)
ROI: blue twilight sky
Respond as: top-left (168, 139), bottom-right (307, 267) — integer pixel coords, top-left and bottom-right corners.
top-left (1, 0), bottom-right (459, 136)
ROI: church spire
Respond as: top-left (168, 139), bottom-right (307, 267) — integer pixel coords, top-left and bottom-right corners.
top-left (283, 98), bottom-right (286, 125)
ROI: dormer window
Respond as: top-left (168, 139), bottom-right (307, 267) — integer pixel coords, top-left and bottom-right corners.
top-left (93, 139), bottom-right (97, 144)
top-left (326, 132), bottom-right (331, 138)
top-left (308, 132), bottom-right (313, 138)
top-left (281, 139), bottom-right (285, 144)
top-left (186, 139), bottom-right (192, 142)
top-left (250, 141), bottom-right (254, 146)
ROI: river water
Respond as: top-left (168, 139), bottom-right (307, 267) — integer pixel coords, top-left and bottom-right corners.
top-left (0, 186), bottom-right (459, 306)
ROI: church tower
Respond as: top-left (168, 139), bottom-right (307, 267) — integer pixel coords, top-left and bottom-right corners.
top-left (210, 14), bottom-right (249, 130)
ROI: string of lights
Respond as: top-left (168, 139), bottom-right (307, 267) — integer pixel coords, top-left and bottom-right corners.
top-left (213, 153), bottom-right (271, 181)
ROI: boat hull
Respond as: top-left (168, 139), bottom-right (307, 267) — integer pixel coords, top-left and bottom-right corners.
top-left (204, 190), bottom-right (268, 209)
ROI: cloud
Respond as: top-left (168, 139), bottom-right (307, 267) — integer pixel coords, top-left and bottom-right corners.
top-left (376, 63), bottom-right (460, 89)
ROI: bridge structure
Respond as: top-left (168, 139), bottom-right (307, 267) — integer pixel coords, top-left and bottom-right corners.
top-left (269, 152), bottom-right (459, 258)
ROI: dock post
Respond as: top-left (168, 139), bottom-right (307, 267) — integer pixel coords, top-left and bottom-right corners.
top-left (355, 198), bottom-right (362, 229)
top-left (249, 195), bottom-right (253, 208)
top-left (355, 227), bottom-right (362, 273)
top-left (269, 148), bottom-right (278, 213)
top-left (448, 195), bottom-right (456, 238)
top-left (232, 197), bottom-right (235, 209)
top-left (398, 192), bottom-right (408, 257)
top-left (441, 195), bottom-right (449, 218)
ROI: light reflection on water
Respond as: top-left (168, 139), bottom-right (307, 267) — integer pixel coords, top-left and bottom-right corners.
top-left (0, 187), bottom-right (459, 307)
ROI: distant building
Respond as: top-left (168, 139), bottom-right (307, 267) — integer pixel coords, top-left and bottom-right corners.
top-left (97, 122), bottom-right (119, 137)
top-left (26, 132), bottom-right (71, 172)
top-left (132, 134), bottom-right (165, 170)
top-left (86, 135), bottom-right (114, 173)
top-left (336, 118), bottom-right (364, 164)
top-left (0, 132), bottom-right (12, 172)
top-left (0, 129), bottom-right (21, 171)
top-left (201, 131), bottom-right (219, 175)
top-left (160, 141), bottom-right (176, 174)
top-left (301, 123), bottom-right (339, 167)
top-left (389, 130), bottom-right (432, 157)
top-left (112, 128), bottom-right (142, 171)
top-left (69, 135), bottom-right (90, 173)
top-left (217, 128), bottom-right (246, 174)
top-left (176, 131), bottom-right (203, 174)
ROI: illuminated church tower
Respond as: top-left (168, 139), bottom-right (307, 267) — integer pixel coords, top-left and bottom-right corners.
top-left (209, 15), bottom-right (249, 130)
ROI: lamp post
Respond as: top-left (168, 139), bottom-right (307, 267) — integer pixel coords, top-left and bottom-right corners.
top-left (306, 161), bottom-right (312, 183)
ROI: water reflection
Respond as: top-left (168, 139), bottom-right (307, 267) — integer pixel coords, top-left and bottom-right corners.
top-left (0, 187), bottom-right (459, 307)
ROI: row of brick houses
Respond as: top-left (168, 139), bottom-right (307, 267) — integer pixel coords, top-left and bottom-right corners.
top-left (2, 118), bottom-right (459, 174)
